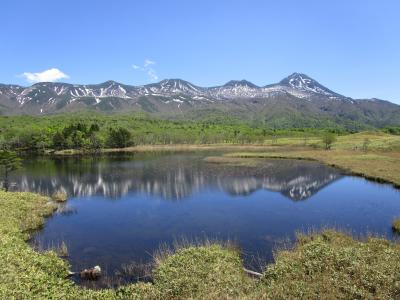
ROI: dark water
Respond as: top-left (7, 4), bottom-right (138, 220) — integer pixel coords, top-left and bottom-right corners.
top-left (8, 152), bottom-right (400, 284)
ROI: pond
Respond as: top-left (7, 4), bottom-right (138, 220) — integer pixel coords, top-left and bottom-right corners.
top-left (8, 152), bottom-right (400, 286)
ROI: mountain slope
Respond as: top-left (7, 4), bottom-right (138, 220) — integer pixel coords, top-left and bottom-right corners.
top-left (0, 73), bottom-right (398, 128)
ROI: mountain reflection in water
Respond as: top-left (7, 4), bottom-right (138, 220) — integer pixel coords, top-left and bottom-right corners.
top-left (9, 153), bottom-right (342, 201)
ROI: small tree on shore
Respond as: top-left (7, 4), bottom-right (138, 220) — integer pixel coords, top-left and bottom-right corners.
top-left (362, 138), bottom-right (371, 152)
top-left (322, 132), bottom-right (336, 150)
top-left (0, 151), bottom-right (21, 191)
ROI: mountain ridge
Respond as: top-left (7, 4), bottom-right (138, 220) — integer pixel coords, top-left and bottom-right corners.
top-left (0, 73), bottom-right (399, 129)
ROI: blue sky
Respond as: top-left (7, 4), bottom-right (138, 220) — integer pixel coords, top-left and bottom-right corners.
top-left (1, 0), bottom-right (400, 103)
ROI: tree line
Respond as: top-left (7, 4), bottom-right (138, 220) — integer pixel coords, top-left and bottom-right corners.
top-left (0, 113), bottom-right (372, 152)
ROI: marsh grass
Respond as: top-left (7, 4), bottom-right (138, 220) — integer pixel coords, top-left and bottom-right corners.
top-left (153, 236), bottom-right (240, 267)
top-left (392, 218), bottom-right (400, 233)
top-left (118, 261), bottom-right (153, 282)
top-left (152, 238), bottom-right (254, 299)
top-left (58, 240), bottom-right (69, 257)
top-left (52, 189), bottom-right (68, 202)
top-left (32, 239), bottom-right (69, 257)
top-left (260, 229), bottom-right (400, 299)
top-left (56, 203), bottom-right (77, 216)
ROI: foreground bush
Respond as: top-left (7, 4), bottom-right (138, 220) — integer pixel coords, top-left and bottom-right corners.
top-left (1, 191), bottom-right (399, 299)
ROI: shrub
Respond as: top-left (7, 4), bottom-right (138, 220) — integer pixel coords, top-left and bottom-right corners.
top-left (107, 127), bottom-right (133, 148)
top-left (322, 132), bottom-right (337, 150)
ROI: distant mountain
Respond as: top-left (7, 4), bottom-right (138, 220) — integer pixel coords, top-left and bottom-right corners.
top-left (277, 72), bottom-right (342, 98)
top-left (0, 73), bottom-right (399, 128)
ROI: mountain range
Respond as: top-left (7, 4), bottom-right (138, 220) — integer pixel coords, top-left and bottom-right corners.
top-left (1, 73), bottom-right (399, 128)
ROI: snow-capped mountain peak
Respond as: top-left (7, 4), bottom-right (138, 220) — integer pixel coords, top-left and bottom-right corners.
top-left (142, 79), bottom-right (206, 96)
top-left (279, 72), bottom-right (340, 97)
top-left (223, 80), bottom-right (259, 88)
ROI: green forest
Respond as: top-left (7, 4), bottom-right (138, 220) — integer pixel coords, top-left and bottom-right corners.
top-left (0, 113), bottom-right (398, 152)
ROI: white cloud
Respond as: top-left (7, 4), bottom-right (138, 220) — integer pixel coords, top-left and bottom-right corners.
top-left (144, 59), bottom-right (155, 67)
top-left (21, 68), bottom-right (69, 83)
top-left (132, 59), bottom-right (158, 81)
top-left (147, 68), bottom-right (158, 81)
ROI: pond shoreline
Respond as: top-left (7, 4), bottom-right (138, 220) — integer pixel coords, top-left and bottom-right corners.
top-left (27, 142), bottom-right (400, 190)
top-left (1, 190), bottom-right (400, 298)
top-left (48, 144), bottom-right (284, 155)
top-left (210, 149), bottom-right (400, 189)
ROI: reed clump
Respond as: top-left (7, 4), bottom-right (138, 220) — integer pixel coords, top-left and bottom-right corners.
top-left (392, 218), bottom-right (400, 233)
top-left (52, 189), bottom-right (68, 202)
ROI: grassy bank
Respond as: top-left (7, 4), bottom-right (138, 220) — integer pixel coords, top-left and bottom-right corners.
top-left (202, 132), bottom-right (400, 188)
top-left (220, 150), bottom-right (400, 187)
top-left (49, 131), bottom-right (400, 156)
top-left (51, 143), bottom-right (278, 155)
top-left (1, 190), bottom-right (400, 299)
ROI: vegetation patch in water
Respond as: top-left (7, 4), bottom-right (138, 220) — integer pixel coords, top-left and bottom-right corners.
top-left (52, 190), bottom-right (68, 202)
top-left (392, 218), bottom-right (400, 233)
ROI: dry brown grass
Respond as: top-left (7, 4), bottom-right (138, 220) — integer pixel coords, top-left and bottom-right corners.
top-left (52, 144), bottom-right (289, 155)
top-left (223, 149), bottom-right (400, 187)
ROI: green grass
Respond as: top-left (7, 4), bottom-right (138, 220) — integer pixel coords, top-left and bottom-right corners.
top-left (153, 245), bottom-right (254, 299)
top-left (263, 131), bottom-right (400, 151)
top-left (260, 230), bottom-right (400, 299)
top-left (1, 191), bottom-right (400, 299)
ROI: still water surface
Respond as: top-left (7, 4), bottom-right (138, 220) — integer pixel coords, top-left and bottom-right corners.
top-left (9, 152), bottom-right (400, 282)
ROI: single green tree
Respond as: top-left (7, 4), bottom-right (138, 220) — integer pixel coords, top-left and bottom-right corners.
top-left (0, 151), bottom-right (22, 191)
top-left (322, 132), bottom-right (337, 150)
